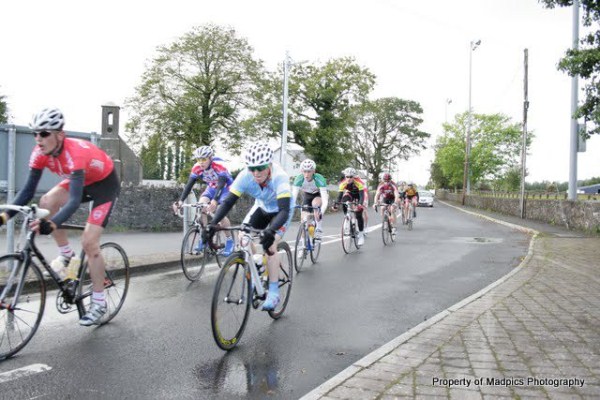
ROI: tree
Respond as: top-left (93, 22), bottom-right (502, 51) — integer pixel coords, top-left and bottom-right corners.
top-left (433, 112), bottom-right (532, 189)
top-left (140, 132), bottom-right (165, 179)
top-left (245, 57), bottom-right (376, 181)
top-left (351, 98), bottom-right (430, 188)
top-left (0, 92), bottom-right (9, 124)
top-left (125, 24), bottom-right (265, 157)
top-left (540, 0), bottom-right (600, 136)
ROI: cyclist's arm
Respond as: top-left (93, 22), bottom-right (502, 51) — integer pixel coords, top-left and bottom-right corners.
top-left (51, 169), bottom-right (85, 227)
top-left (319, 187), bottom-right (329, 209)
top-left (3, 168), bottom-right (43, 219)
top-left (291, 185), bottom-right (300, 202)
top-left (210, 192), bottom-right (239, 225)
top-left (178, 176), bottom-right (198, 202)
top-left (268, 197), bottom-right (291, 232)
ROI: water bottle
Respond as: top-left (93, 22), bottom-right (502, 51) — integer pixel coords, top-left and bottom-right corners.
top-left (66, 256), bottom-right (80, 281)
top-left (308, 223), bottom-right (315, 238)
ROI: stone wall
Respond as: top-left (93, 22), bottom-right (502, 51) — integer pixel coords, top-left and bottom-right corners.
top-left (437, 190), bottom-right (600, 234)
top-left (2, 186), bottom-right (343, 232)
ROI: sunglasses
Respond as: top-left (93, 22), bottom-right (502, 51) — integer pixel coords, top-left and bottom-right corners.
top-left (248, 164), bottom-right (269, 172)
top-left (33, 130), bottom-right (53, 138)
top-left (196, 157), bottom-right (210, 163)
top-left (345, 175), bottom-right (354, 179)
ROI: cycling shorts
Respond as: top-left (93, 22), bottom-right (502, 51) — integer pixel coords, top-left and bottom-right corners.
top-left (302, 192), bottom-right (321, 207)
top-left (201, 186), bottom-right (230, 203)
top-left (58, 169), bottom-right (119, 227)
top-left (242, 205), bottom-right (292, 238)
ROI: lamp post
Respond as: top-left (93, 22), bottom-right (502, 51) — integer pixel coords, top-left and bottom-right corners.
top-left (462, 39), bottom-right (481, 205)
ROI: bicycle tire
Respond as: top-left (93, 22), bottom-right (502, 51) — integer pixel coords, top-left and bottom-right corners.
top-left (353, 221), bottom-right (361, 249)
top-left (78, 242), bottom-right (130, 325)
top-left (293, 223), bottom-right (307, 273)
top-left (268, 241), bottom-right (293, 320)
top-left (211, 252), bottom-right (251, 351)
top-left (341, 216), bottom-right (353, 254)
top-left (408, 204), bottom-right (414, 231)
top-left (309, 232), bottom-right (321, 263)
top-left (0, 255), bottom-right (46, 360)
top-left (382, 214), bottom-right (393, 245)
top-left (181, 226), bottom-right (206, 281)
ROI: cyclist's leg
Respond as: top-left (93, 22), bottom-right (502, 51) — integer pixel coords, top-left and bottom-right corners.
top-left (412, 196), bottom-right (418, 217)
top-left (263, 210), bottom-right (292, 310)
top-left (310, 194), bottom-right (323, 236)
top-left (79, 171), bottom-right (119, 325)
top-left (39, 183), bottom-right (74, 267)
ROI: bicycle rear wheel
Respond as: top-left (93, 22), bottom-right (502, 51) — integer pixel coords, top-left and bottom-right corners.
top-left (382, 214), bottom-right (393, 245)
top-left (268, 241), bottom-right (293, 320)
top-left (0, 255), bottom-right (46, 360)
top-left (341, 216), bottom-right (353, 254)
top-left (211, 253), bottom-right (251, 350)
top-left (78, 242), bottom-right (130, 325)
top-left (293, 223), bottom-right (308, 273)
top-left (407, 205), bottom-right (414, 231)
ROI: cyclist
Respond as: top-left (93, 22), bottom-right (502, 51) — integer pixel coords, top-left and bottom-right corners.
top-left (373, 173), bottom-right (399, 236)
top-left (172, 145), bottom-right (235, 256)
top-left (0, 107), bottom-right (119, 326)
top-left (203, 141), bottom-right (294, 311)
top-left (332, 167), bottom-right (366, 246)
top-left (402, 182), bottom-right (419, 220)
top-left (291, 159), bottom-right (329, 240)
top-left (348, 169), bottom-right (370, 234)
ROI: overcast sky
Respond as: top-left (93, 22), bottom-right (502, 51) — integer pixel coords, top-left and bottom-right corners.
top-left (1, 0), bottom-right (597, 185)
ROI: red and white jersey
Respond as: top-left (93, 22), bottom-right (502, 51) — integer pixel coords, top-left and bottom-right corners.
top-left (29, 138), bottom-right (114, 186)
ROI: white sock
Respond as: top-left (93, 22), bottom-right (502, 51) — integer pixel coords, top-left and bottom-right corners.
top-left (59, 245), bottom-right (75, 258)
top-left (92, 291), bottom-right (106, 306)
top-left (316, 221), bottom-right (322, 230)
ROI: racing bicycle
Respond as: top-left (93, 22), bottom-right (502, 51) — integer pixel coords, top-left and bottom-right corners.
top-left (375, 202), bottom-right (396, 245)
top-left (0, 204), bottom-right (129, 360)
top-left (293, 205), bottom-right (322, 272)
top-left (209, 224), bottom-right (293, 351)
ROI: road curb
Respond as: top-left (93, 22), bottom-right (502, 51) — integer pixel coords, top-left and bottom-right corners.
top-left (300, 201), bottom-right (539, 400)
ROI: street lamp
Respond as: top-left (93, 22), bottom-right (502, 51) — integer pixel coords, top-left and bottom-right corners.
top-left (462, 39), bottom-right (481, 204)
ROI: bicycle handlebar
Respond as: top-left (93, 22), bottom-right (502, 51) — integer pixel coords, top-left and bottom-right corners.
top-left (208, 224), bottom-right (275, 256)
top-left (176, 202), bottom-right (211, 218)
top-left (0, 204), bottom-right (50, 219)
top-left (294, 205), bottom-right (320, 212)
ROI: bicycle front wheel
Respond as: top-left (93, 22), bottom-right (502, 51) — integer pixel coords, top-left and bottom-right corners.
top-left (78, 242), bottom-right (130, 325)
top-left (181, 226), bottom-right (206, 281)
top-left (310, 234), bottom-right (322, 263)
top-left (268, 241), bottom-right (294, 320)
top-left (382, 214), bottom-right (393, 245)
top-left (407, 205), bottom-right (414, 231)
top-left (0, 255), bottom-right (46, 361)
top-left (341, 216), bottom-right (353, 254)
top-left (293, 223), bottom-right (307, 273)
top-left (211, 253), bottom-right (251, 351)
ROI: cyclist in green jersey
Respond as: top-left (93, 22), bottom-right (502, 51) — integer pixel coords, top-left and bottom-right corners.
top-left (291, 159), bottom-right (329, 240)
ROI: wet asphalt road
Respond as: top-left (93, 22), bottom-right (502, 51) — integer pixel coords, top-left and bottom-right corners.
top-left (0, 202), bottom-right (530, 399)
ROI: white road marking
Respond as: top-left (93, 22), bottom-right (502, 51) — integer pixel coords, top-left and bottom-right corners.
top-left (0, 363), bottom-right (52, 384)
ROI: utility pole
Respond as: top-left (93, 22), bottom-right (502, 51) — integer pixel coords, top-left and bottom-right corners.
top-left (462, 39), bottom-right (481, 205)
top-left (520, 49), bottom-right (529, 219)
top-left (280, 52), bottom-right (292, 170)
top-left (568, 1), bottom-right (580, 200)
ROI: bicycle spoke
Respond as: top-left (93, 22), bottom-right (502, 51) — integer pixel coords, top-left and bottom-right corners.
top-left (0, 256), bottom-right (45, 361)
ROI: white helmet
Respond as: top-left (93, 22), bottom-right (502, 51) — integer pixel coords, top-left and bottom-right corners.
top-left (192, 145), bottom-right (213, 159)
top-left (244, 141), bottom-right (273, 167)
top-left (300, 159), bottom-right (316, 171)
top-left (30, 107), bottom-right (65, 131)
top-left (343, 167), bottom-right (357, 177)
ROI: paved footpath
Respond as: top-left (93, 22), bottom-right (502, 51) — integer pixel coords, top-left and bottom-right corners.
top-left (301, 202), bottom-right (600, 400)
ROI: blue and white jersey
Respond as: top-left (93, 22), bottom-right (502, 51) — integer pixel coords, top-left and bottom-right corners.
top-left (230, 163), bottom-right (294, 213)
